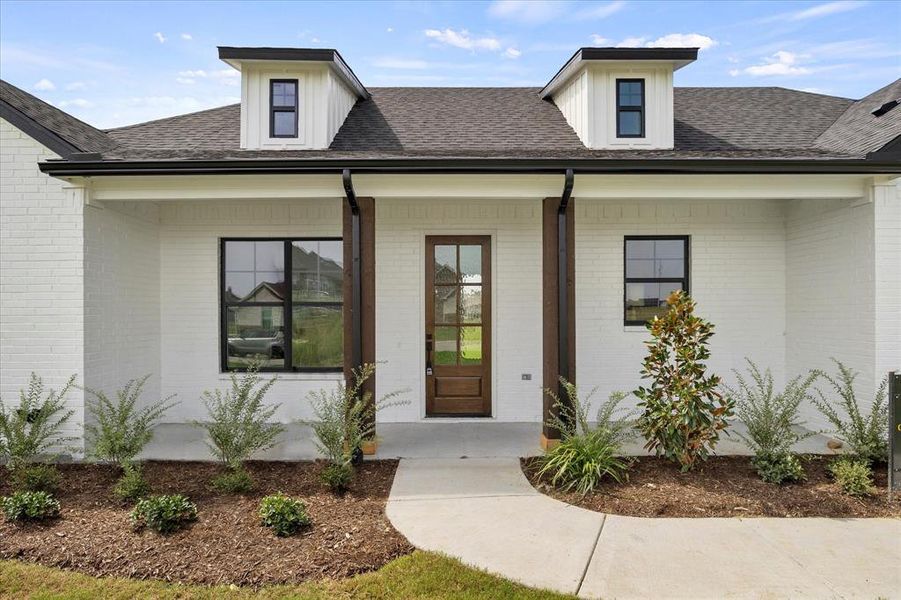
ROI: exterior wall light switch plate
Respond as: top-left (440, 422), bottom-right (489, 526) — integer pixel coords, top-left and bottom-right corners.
top-left (521, 374), bottom-right (531, 380)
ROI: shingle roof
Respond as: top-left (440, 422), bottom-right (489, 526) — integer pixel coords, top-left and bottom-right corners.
top-left (0, 79), bottom-right (117, 156)
top-left (104, 86), bottom-right (863, 160)
top-left (815, 78), bottom-right (901, 155)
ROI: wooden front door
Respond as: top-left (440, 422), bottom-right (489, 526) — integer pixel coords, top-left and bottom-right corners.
top-left (425, 236), bottom-right (491, 417)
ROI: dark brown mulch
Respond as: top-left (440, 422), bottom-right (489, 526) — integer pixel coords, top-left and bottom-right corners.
top-left (0, 460), bottom-right (413, 586)
top-left (522, 455), bottom-right (901, 518)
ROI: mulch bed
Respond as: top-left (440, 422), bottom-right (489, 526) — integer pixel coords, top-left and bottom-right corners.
top-left (522, 455), bottom-right (901, 518)
top-left (0, 460), bottom-right (413, 586)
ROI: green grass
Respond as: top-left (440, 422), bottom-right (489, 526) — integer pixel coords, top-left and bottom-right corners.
top-left (0, 551), bottom-right (573, 599)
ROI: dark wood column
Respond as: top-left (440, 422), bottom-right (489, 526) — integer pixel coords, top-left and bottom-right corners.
top-left (343, 196), bottom-right (377, 453)
top-left (542, 196), bottom-right (575, 449)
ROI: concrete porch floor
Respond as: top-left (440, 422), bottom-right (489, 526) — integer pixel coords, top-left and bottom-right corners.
top-left (138, 421), bottom-right (835, 461)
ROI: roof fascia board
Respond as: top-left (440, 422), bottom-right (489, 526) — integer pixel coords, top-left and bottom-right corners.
top-left (1, 100), bottom-right (82, 158)
top-left (38, 157), bottom-right (901, 177)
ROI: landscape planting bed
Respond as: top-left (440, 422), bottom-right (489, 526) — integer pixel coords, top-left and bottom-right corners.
top-left (522, 455), bottom-right (900, 518)
top-left (0, 460), bottom-right (413, 586)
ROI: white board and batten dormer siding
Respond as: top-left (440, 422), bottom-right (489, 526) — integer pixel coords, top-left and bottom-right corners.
top-left (238, 62), bottom-right (356, 150)
top-left (553, 62), bottom-right (675, 150)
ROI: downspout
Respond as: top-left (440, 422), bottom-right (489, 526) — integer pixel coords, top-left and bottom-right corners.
top-left (558, 169), bottom-right (574, 418)
top-left (342, 169), bottom-right (362, 375)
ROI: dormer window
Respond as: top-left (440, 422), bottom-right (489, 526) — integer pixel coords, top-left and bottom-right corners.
top-left (616, 79), bottom-right (645, 138)
top-left (270, 79), bottom-right (298, 138)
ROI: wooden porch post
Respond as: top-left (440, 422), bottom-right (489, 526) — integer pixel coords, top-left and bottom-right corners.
top-left (343, 196), bottom-right (377, 454)
top-left (542, 195), bottom-right (575, 449)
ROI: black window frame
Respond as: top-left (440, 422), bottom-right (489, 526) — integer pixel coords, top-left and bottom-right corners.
top-left (623, 235), bottom-right (689, 326)
top-left (220, 237), bottom-right (343, 373)
top-left (269, 79), bottom-right (299, 139)
top-left (616, 78), bottom-right (645, 138)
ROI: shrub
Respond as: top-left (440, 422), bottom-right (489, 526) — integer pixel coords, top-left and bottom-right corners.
top-left (130, 494), bottom-right (197, 534)
top-left (828, 457), bottom-right (875, 497)
top-left (634, 291), bottom-right (733, 471)
top-left (812, 360), bottom-right (888, 464)
top-left (305, 363), bottom-right (407, 491)
top-left (725, 359), bottom-right (816, 483)
top-left (113, 465), bottom-right (151, 503)
top-left (2, 490), bottom-right (60, 522)
top-left (11, 463), bottom-right (61, 493)
top-left (198, 362), bottom-right (284, 474)
top-left (85, 375), bottom-right (177, 470)
top-left (259, 493), bottom-right (310, 537)
top-left (210, 466), bottom-right (254, 494)
top-left (320, 462), bottom-right (353, 493)
top-left (752, 453), bottom-right (806, 485)
top-left (544, 379), bottom-right (635, 447)
top-left (537, 430), bottom-right (630, 495)
top-left (0, 374), bottom-right (77, 471)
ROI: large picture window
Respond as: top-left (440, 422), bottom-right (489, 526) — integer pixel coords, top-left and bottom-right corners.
top-left (624, 236), bottom-right (689, 325)
top-left (221, 238), bottom-right (343, 371)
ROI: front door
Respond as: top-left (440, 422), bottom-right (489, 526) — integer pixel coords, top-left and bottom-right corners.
top-left (425, 236), bottom-right (491, 416)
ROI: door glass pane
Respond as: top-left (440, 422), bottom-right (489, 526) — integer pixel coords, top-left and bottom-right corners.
top-left (292, 305), bottom-right (342, 368)
top-left (226, 306), bottom-right (285, 369)
top-left (434, 245), bottom-right (457, 284)
top-left (460, 286), bottom-right (482, 323)
top-left (459, 245), bottom-right (482, 283)
top-left (460, 326), bottom-right (482, 365)
top-left (434, 326), bottom-right (458, 365)
top-left (292, 241), bottom-right (343, 302)
top-left (434, 287), bottom-right (458, 324)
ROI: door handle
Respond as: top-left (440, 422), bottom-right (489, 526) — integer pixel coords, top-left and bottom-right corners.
top-left (425, 333), bottom-right (433, 375)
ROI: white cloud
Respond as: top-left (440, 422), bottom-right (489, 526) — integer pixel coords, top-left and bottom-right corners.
top-left (58, 98), bottom-right (93, 108)
top-left (789, 0), bottom-right (865, 20)
top-left (175, 77), bottom-right (196, 85)
top-left (424, 28), bottom-right (501, 51)
top-left (372, 57), bottom-right (429, 69)
top-left (311, 37), bottom-right (321, 43)
top-left (734, 51), bottom-right (812, 76)
top-left (799, 87), bottom-right (827, 94)
top-left (646, 33), bottom-right (717, 51)
top-left (386, 27), bottom-right (394, 33)
top-left (589, 34), bottom-right (610, 45)
top-left (503, 47), bottom-right (522, 59)
top-left (488, 0), bottom-right (563, 23)
top-left (576, 1), bottom-right (626, 19)
top-left (176, 68), bottom-right (239, 86)
top-left (154, 32), bottom-right (167, 43)
top-left (179, 69), bottom-right (207, 78)
top-left (65, 81), bottom-right (87, 91)
top-left (33, 78), bottom-right (55, 91)
top-left (616, 37), bottom-right (646, 47)
top-left (181, 33), bottom-right (193, 40)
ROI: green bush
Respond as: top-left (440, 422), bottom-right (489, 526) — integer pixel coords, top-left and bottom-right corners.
top-left (0, 373), bottom-right (77, 472)
top-left (320, 462), bottom-right (353, 493)
top-left (11, 463), bottom-right (61, 493)
top-left (198, 362), bottom-right (283, 490)
top-left (130, 494), bottom-right (197, 534)
top-left (634, 291), bottom-right (733, 471)
top-left (113, 465), bottom-right (151, 503)
top-left (752, 453), bottom-right (806, 485)
top-left (259, 492), bottom-right (311, 537)
top-left (536, 429), bottom-right (630, 495)
top-left (544, 379), bottom-right (635, 447)
top-left (85, 375), bottom-right (177, 470)
top-left (2, 490), bottom-right (60, 522)
top-left (210, 466), bottom-right (254, 494)
top-left (812, 360), bottom-right (888, 464)
top-left (726, 360), bottom-right (816, 483)
top-left (828, 457), bottom-right (875, 497)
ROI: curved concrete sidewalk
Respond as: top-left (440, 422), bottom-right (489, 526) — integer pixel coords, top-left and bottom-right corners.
top-left (386, 458), bottom-right (900, 599)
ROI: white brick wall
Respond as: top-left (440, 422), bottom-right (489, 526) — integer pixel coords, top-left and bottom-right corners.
top-left (158, 198), bottom-right (343, 422)
top-left (873, 181), bottom-right (901, 385)
top-left (84, 200), bottom-right (161, 415)
top-left (575, 198), bottom-right (788, 414)
top-left (375, 197), bottom-right (544, 422)
top-left (0, 118), bottom-right (85, 453)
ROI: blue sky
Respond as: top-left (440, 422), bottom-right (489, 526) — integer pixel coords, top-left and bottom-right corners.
top-left (1, 0), bottom-right (899, 128)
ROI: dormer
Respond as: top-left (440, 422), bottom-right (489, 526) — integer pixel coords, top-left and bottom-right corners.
top-left (218, 47), bottom-right (369, 150)
top-left (540, 48), bottom-right (698, 150)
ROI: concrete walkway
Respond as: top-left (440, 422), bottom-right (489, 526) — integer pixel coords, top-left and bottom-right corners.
top-left (386, 458), bottom-right (900, 599)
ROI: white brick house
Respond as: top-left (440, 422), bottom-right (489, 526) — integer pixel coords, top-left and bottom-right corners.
top-left (1, 47), bottom-right (899, 458)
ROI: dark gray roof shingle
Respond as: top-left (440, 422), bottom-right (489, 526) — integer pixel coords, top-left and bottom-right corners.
top-left (0, 79), bottom-right (117, 155)
top-left (815, 79), bottom-right (901, 155)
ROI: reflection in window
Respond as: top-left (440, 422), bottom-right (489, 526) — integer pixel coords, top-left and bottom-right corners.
top-left (222, 239), bottom-right (342, 371)
top-left (624, 236), bottom-right (689, 325)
